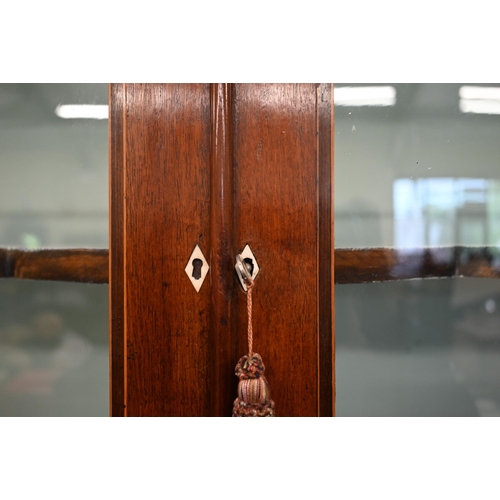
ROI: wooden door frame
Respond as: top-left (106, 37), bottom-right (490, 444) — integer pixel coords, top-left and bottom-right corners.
top-left (109, 83), bottom-right (334, 416)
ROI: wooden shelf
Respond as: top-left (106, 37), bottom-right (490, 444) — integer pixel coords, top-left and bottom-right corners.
top-left (1, 246), bottom-right (499, 285)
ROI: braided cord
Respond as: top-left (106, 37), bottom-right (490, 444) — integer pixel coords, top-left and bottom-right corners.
top-left (246, 276), bottom-right (254, 356)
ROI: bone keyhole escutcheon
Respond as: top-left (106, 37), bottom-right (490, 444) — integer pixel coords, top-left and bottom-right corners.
top-left (185, 245), bottom-right (209, 292)
top-left (234, 245), bottom-right (260, 292)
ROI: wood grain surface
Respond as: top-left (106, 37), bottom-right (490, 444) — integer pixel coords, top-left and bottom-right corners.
top-left (317, 84), bottom-right (335, 416)
top-left (335, 247), bottom-right (455, 284)
top-left (109, 83), bottom-right (125, 416)
top-left (108, 83), bottom-right (336, 416)
top-left (233, 84), bottom-right (334, 416)
top-left (0, 248), bottom-right (108, 282)
top-left (120, 84), bottom-right (212, 416)
top-left (209, 84), bottom-right (237, 416)
top-left (334, 246), bottom-right (500, 283)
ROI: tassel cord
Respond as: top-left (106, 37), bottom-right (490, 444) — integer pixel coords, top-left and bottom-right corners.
top-left (233, 274), bottom-right (275, 416)
top-left (246, 276), bottom-right (254, 356)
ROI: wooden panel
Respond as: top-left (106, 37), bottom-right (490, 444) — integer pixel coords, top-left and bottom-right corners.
top-left (233, 84), bottom-right (334, 416)
top-left (120, 84), bottom-right (211, 416)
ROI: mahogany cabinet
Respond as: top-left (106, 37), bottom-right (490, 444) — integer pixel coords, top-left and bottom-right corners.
top-left (4, 83), bottom-right (498, 417)
top-left (109, 83), bottom-right (335, 416)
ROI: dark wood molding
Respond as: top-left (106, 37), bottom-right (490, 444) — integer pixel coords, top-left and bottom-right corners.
top-left (456, 248), bottom-right (500, 279)
top-left (109, 83), bottom-right (125, 417)
top-left (209, 84), bottom-right (237, 416)
top-left (317, 83), bottom-right (335, 417)
top-left (335, 246), bottom-right (500, 284)
top-left (0, 248), bottom-right (108, 283)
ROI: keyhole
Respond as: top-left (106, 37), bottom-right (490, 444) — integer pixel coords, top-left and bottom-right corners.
top-left (243, 258), bottom-right (254, 277)
top-left (192, 259), bottom-right (203, 280)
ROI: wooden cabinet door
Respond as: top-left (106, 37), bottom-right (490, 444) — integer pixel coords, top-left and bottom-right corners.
top-left (109, 83), bottom-right (334, 416)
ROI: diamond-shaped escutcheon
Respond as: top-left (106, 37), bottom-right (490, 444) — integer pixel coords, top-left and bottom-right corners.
top-left (234, 244), bottom-right (259, 292)
top-left (185, 244), bottom-right (209, 292)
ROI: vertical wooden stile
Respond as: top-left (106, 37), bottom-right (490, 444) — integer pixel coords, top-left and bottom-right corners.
top-left (209, 84), bottom-right (237, 416)
top-left (109, 83), bottom-right (125, 416)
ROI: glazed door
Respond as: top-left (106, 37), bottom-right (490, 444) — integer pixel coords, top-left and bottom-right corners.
top-left (109, 84), bottom-right (335, 416)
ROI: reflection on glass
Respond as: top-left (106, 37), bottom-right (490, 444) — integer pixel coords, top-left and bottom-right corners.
top-left (335, 83), bottom-right (500, 250)
top-left (459, 86), bottom-right (500, 115)
top-left (336, 278), bottom-right (500, 417)
top-left (335, 83), bottom-right (500, 416)
top-left (394, 178), bottom-right (500, 247)
top-left (0, 281), bottom-right (108, 416)
top-left (0, 83), bottom-right (108, 249)
top-left (334, 86), bottom-right (397, 107)
top-left (0, 84), bottom-right (109, 416)
top-left (54, 104), bottom-right (108, 120)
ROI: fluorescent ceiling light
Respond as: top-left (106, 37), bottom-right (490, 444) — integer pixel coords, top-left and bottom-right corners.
top-left (459, 99), bottom-right (500, 115)
top-left (459, 86), bottom-right (500, 115)
top-left (55, 104), bottom-right (108, 120)
top-left (459, 86), bottom-right (500, 100)
top-left (334, 86), bottom-right (396, 106)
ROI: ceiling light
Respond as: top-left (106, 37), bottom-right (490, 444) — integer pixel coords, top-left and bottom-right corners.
top-left (459, 86), bottom-right (500, 100)
top-left (55, 104), bottom-right (108, 120)
top-left (334, 86), bottom-right (396, 106)
top-left (459, 86), bottom-right (500, 115)
top-left (459, 99), bottom-right (500, 115)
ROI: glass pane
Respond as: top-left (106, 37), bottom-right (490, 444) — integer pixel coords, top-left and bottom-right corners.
top-left (0, 281), bottom-right (108, 416)
top-left (0, 84), bottom-right (108, 416)
top-left (335, 84), bottom-right (500, 416)
top-left (0, 83), bottom-right (108, 248)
